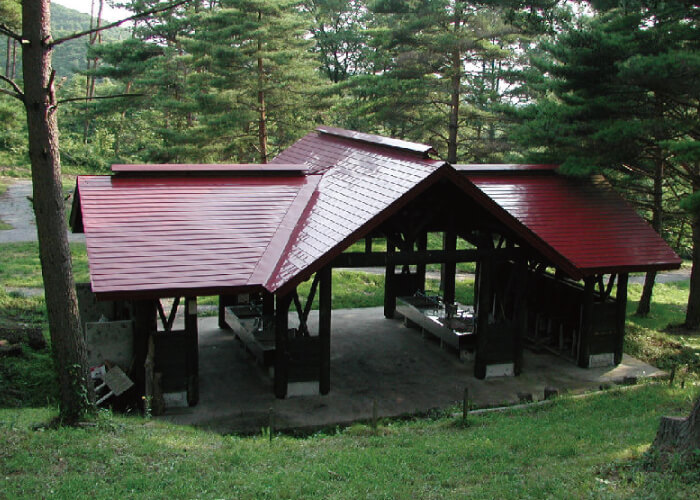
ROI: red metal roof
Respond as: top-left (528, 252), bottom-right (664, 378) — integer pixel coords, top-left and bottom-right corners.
top-left (74, 127), bottom-right (681, 299)
top-left (77, 174), bottom-right (319, 299)
top-left (463, 172), bottom-right (682, 278)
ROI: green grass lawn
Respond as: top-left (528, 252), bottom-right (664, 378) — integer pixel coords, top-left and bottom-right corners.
top-left (0, 384), bottom-right (697, 498)
top-left (0, 242), bottom-right (89, 288)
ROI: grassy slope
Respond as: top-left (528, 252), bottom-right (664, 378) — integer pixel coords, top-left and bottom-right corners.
top-left (0, 242), bottom-right (89, 288)
top-left (1, 385), bottom-right (698, 499)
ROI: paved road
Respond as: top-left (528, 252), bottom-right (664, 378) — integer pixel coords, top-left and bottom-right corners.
top-left (0, 179), bottom-right (84, 243)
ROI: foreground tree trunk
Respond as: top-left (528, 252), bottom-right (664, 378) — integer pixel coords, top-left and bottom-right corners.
top-left (22, 0), bottom-right (93, 424)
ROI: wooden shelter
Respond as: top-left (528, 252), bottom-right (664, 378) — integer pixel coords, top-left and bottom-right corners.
top-left (72, 127), bottom-right (681, 402)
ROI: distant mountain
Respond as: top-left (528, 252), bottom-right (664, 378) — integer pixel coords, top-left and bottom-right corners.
top-left (0, 3), bottom-right (130, 79)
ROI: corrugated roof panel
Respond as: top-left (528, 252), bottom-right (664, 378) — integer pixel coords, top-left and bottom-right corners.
top-left (465, 172), bottom-right (681, 277)
top-left (267, 131), bottom-right (445, 292)
top-left (78, 174), bottom-right (320, 298)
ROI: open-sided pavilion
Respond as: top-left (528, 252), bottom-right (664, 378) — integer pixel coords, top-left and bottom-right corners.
top-left (72, 126), bottom-right (681, 405)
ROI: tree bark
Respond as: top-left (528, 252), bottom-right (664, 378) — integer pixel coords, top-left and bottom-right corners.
top-left (257, 11), bottom-right (268, 164)
top-left (686, 171), bottom-right (700, 328)
top-left (447, 4), bottom-right (461, 164)
top-left (652, 395), bottom-right (700, 454)
top-left (11, 39), bottom-right (17, 79)
top-left (22, 0), bottom-right (93, 424)
top-left (5, 36), bottom-right (10, 76)
top-left (636, 156), bottom-right (664, 316)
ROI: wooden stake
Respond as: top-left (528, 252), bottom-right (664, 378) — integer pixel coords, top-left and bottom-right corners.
top-left (372, 400), bottom-right (378, 430)
top-left (268, 407), bottom-right (274, 442)
top-left (669, 365), bottom-right (676, 387)
top-left (462, 388), bottom-right (469, 422)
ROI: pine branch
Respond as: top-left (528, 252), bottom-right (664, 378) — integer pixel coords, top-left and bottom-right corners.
top-left (0, 23), bottom-right (22, 42)
top-left (51, 0), bottom-right (192, 47)
top-left (0, 74), bottom-right (24, 101)
top-left (57, 93), bottom-right (145, 105)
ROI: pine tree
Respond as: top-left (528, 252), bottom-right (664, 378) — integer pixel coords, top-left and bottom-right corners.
top-left (513, 1), bottom-right (699, 319)
top-left (184, 0), bottom-right (328, 162)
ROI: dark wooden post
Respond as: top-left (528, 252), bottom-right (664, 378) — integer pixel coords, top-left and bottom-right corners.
top-left (513, 259), bottom-right (528, 375)
top-left (474, 258), bottom-right (493, 379)
top-left (185, 296), bottom-right (199, 406)
top-left (132, 299), bottom-right (157, 404)
top-left (384, 238), bottom-right (396, 318)
top-left (319, 265), bottom-right (332, 395)
top-left (443, 228), bottom-right (457, 305)
top-left (614, 273), bottom-right (629, 365)
top-left (274, 293), bottom-right (292, 398)
top-left (578, 277), bottom-right (595, 368)
top-left (415, 232), bottom-right (427, 293)
top-left (218, 294), bottom-right (237, 329)
top-left (262, 291), bottom-right (275, 317)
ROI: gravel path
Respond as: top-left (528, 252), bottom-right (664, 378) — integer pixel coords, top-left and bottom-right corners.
top-left (0, 179), bottom-right (84, 243)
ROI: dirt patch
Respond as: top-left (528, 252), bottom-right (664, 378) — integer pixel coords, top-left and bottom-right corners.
top-left (0, 321), bottom-right (46, 350)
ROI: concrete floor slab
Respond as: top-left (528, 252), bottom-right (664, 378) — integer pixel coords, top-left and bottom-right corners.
top-left (161, 307), bottom-right (665, 434)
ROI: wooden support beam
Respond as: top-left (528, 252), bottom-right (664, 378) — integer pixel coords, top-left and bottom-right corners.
top-left (262, 291), bottom-right (274, 316)
top-left (184, 296), bottom-right (199, 406)
top-left (443, 229), bottom-right (457, 305)
top-left (302, 273), bottom-right (320, 324)
top-left (416, 232), bottom-right (427, 293)
top-left (514, 259), bottom-right (528, 375)
top-left (334, 248), bottom-right (519, 267)
top-left (291, 289), bottom-right (308, 336)
top-left (578, 278), bottom-right (595, 368)
top-left (131, 299), bottom-right (157, 406)
top-left (614, 273), bottom-right (628, 365)
top-left (384, 240), bottom-right (396, 319)
top-left (474, 258), bottom-right (493, 379)
top-left (319, 265), bottom-right (332, 395)
top-left (218, 294), bottom-right (238, 329)
top-left (274, 294), bottom-right (292, 398)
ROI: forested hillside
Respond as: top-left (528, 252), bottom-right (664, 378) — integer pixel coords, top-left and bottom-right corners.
top-left (0, 3), bottom-right (129, 78)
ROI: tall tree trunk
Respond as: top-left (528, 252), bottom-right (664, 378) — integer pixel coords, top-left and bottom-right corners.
top-left (22, 0), bottom-right (93, 424)
top-left (11, 39), bottom-right (17, 79)
top-left (257, 12), bottom-right (268, 164)
top-left (636, 156), bottom-right (664, 315)
top-left (84, 0), bottom-right (103, 144)
top-left (5, 37), bottom-right (10, 76)
top-left (686, 170), bottom-right (700, 328)
top-left (447, 5), bottom-right (461, 164)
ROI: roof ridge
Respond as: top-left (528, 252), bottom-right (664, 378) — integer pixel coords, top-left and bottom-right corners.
top-left (316, 126), bottom-right (436, 158)
top-left (248, 175), bottom-right (322, 289)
